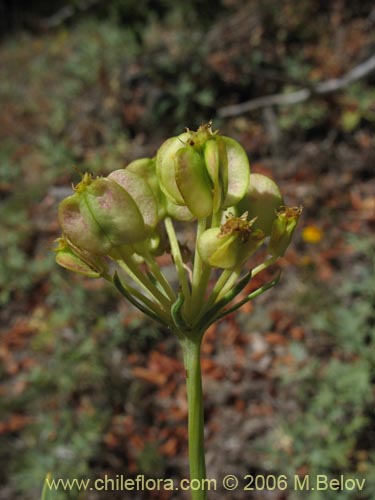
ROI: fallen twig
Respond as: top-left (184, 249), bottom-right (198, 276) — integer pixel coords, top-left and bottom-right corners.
top-left (217, 54), bottom-right (375, 118)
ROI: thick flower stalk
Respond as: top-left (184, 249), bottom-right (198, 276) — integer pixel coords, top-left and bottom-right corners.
top-left (55, 124), bottom-right (301, 500)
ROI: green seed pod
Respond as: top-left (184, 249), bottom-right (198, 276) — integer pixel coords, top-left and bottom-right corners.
top-left (156, 132), bottom-right (191, 205)
top-left (175, 146), bottom-right (213, 218)
top-left (108, 169), bottom-right (158, 231)
top-left (198, 213), bottom-right (265, 269)
top-left (216, 136), bottom-right (229, 203)
top-left (165, 198), bottom-right (195, 221)
top-left (58, 173), bottom-right (149, 255)
top-left (126, 158), bottom-right (157, 188)
top-left (126, 156), bottom-right (195, 221)
top-left (221, 136), bottom-right (250, 208)
top-left (203, 137), bottom-right (228, 213)
top-left (156, 124), bottom-right (250, 217)
top-left (268, 206), bottom-right (302, 257)
top-left (126, 158), bottom-right (166, 220)
top-left (236, 228), bottom-right (265, 265)
top-left (54, 237), bottom-right (108, 278)
top-left (237, 173), bottom-right (283, 235)
top-left (198, 228), bottom-right (239, 269)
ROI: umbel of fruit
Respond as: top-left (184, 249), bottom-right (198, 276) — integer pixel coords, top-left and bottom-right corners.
top-left (54, 124), bottom-right (302, 500)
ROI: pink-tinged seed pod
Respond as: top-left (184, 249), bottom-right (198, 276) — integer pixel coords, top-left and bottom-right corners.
top-left (237, 173), bottom-right (283, 235)
top-left (58, 174), bottom-right (150, 255)
top-left (59, 194), bottom-right (110, 255)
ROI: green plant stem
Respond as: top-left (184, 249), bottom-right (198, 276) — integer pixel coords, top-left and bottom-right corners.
top-left (181, 335), bottom-right (207, 500)
top-left (199, 268), bottom-right (234, 317)
top-left (191, 218), bottom-right (209, 316)
top-left (206, 271), bottom-right (281, 326)
top-left (209, 269), bottom-right (233, 300)
top-left (211, 210), bottom-right (222, 228)
top-left (116, 254), bottom-right (170, 309)
top-left (192, 265), bottom-right (211, 320)
top-left (113, 272), bottom-right (170, 325)
top-left (143, 251), bottom-right (176, 302)
top-left (215, 268), bottom-right (241, 302)
top-left (203, 256), bottom-right (278, 314)
top-left (251, 256), bottom-right (278, 277)
top-left (116, 274), bottom-right (171, 323)
top-left (164, 217), bottom-right (191, 306)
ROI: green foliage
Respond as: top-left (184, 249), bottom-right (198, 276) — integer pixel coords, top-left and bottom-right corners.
top-left (1, 3), bottom-right (374, 499)
top-left (0, 20), bottom-right (140, 307)
top-left (278, 101), bottom-right (329, 132)
top-left (1, 90), bottom-right (164, 495)
top-left (339, 83), bottom-right (375, 133)
top-left (267, 235), bottom-right (375, 499)
top-left (0, 203), bottom-right (54, 305)
top-left (137, 442), bottom-right (166, 477)
top-left (1, 272), bottom-right (162, 499)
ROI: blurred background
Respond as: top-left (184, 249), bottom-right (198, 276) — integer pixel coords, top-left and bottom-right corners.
top-left (0, 0), bottom-right (374, 499)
